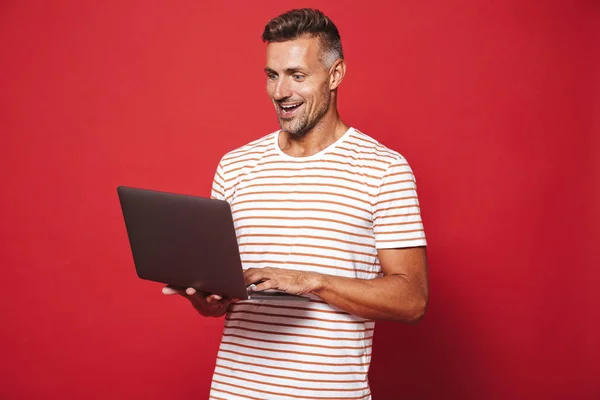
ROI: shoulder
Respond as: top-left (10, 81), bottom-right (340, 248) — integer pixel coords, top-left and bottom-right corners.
top-left (218, 130), bottom-right (278, 170)
top-left (344, 127), bottom-right (407, 167)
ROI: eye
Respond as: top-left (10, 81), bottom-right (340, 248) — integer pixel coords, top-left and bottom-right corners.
top-left (267, 73), bottom-right (278, 81)
top-left (293, 74), bottom-right (304, 81)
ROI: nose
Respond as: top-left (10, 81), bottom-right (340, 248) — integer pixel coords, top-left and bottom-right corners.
top-left (272, 77), bottom-right (292, 101)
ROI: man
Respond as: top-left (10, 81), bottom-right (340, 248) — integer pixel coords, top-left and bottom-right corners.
top-left (164, 8), bottom-right (428, 399)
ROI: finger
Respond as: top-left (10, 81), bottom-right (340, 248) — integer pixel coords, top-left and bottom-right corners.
top-left (162, 286), bottom-right (182, 295)
top-left (243, 268), bottom-right (259, 281)
top-left (252, 280), bottom-right (277, 292)
top-left (244, 270), bottom-right (269, 285)
top-left (185, 287), bottom-right (197, 296)
top-left (206, 294), bottom-right (223, 304)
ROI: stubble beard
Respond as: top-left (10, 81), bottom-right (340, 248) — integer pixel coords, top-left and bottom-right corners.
top-left (277, 91), bottom-right (331, 138)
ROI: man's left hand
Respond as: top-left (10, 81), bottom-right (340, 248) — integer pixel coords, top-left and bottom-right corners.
top-left (244, 267), bottom-right (322, 296)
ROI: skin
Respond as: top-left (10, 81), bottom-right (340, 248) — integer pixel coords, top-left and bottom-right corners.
top-left (164, 35), bottom-right (429, 322)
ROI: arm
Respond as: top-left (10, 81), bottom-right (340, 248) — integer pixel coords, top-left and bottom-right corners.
top-left (244, 245), bottom-right (428, 323)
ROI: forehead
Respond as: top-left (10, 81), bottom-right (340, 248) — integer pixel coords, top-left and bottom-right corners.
top-left (265, 36), bottom-right (324, 71)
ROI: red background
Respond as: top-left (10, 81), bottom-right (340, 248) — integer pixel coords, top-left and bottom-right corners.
top-left (1, 1), bottom-right (598, 399)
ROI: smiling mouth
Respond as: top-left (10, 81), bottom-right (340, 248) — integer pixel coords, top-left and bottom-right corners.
top-left (278, 102), bottom-right (304, 117)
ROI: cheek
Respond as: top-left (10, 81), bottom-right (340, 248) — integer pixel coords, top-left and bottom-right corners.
top-left (266, 81), bottom-right (276, 97)
top-left (294, 84), bottom-right (319, 102)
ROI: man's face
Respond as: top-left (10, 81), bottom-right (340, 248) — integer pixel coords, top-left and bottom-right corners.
top-left (265, 37), bottom-right (332, 137)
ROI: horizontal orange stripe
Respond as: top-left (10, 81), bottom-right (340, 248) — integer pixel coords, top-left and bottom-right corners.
top-left (213, 371), bottom-right (369, 392)
top-left (346, 133), bottom-right (380, 146)
top-left (375, 214), bottom-right (422, 223)
top-left (383, 178), bottom-right (415, 187)
top-left (226, 154), bottom-right (278, 174)
top-left (328, 150), bottom-right (393, 165)
top-left (217, 355), bottom-right (369, 375)
top-left (231, 302), bottom-right (354, 316)
top-left (234, 215), bottom-right (370, 231)
top-left (229, 309), bottom-right (371, 325)
top-left (212, 379), bottom-right (370, 399)
top-left (384, 170), bottom-right (414, 179)
top-left (231, 173), bottom-right (380, 190)
top-left (377, 187), bottom-right (415, 197)
top-left (236, 224), bottom-right (374, 240)
top-left (232, 207), bottom-right (372, 224)
top-left (336, 145), bottom-right (397, 161)
top-left (239, 258), bottom-right (380, 275)
top-left (375, 203), bottom-right (419, 213)
top-left (224, 324), bottom-right (374, 342)
top-left (226, 165), bottom-right (381, 181)
top-left (241, 241), bottom-right (375, 258)
top-left (222, 155), bottom-right (262, 169)
top-left (222, 144), bottom-right (272, 163)
top-left (233, 190), bottom-right (370, 209)
top-left (372, 219), bottom-right (421, 228)
top-left (223, 135), bottom-right (273, 155)
top-left (349, 136), bottom-right (399, 166)
top-left (240, 250), bottom-right (375, 267)
top-left (232, 197), bottom-right (371, 215)
top-left (222, 140), bottom-right (274, 159)
top-left (218, 349), bottom-right (371, 367)
top-left (338, 139), bottom-right (396, 155)
top-left (229, 157), bottom-right (386, 174)
top-left (238, 181), bottom-right (374, 197)
top-left (223, 333), bottom-right (372, 351)
top-left (224, 322), bottom-right (375, 342)
top-left (374, 216), bottom-right (422, 227)
top-left (373, 195), bottom-right (417, 207)
top-left (215, 363), bottom-right (367, 383)
top-left (220, 341), bottom-right (371, 359)
top-left (225, 317), bottom-right (375, 333)
top-left (226, 151), bottom-right (278, 170)
top-left (344, 138), bottom-right (398, 157)
top-left (210, 387), bottom-right (257, 400)
top-left (236, 233), bottom-right (375, 251)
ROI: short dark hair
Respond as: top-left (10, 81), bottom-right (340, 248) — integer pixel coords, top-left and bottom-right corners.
top-left (262, 8), bottom-right (344, 66)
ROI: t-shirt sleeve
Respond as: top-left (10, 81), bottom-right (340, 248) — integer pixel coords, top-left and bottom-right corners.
top-left (210, 161), bottom-right (226, 201)
top-left (373, 156), bottom-right (427, 249)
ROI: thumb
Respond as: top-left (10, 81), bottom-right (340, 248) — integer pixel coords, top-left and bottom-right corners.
top-left (206, 294), bottom-right (223, 304)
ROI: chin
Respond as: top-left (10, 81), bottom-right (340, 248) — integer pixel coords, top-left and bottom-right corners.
top-left (279, 119), bottom-right (309, 138)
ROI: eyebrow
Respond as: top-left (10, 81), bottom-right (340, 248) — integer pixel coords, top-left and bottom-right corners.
top-left (264, 66), bottom-right (307, 74)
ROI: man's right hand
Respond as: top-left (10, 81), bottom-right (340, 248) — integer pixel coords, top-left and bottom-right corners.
top-left (162, 286), bottom-right (237, 317)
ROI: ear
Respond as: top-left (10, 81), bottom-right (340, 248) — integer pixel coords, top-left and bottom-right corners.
top-left (329, 59), bottom-right (346, 90)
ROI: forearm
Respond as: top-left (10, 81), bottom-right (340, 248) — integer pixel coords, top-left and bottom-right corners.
top-left (311, 273), bottom-right (427, 322)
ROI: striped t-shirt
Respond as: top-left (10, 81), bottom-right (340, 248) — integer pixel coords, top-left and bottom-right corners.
top-left (208, 127), bottom-right (426, 400)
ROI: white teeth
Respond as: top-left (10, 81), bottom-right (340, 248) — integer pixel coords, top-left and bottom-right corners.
top-left (281, 103), bottom-right (301, 110)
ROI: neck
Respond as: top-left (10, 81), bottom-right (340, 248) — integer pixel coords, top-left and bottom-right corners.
top-left (279, 105), bottom-right (349, 158)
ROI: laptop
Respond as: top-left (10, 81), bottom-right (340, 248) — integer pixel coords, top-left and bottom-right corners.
top-left (117, 186), bottom-right (309, 301)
